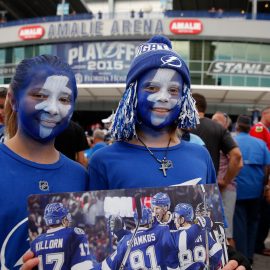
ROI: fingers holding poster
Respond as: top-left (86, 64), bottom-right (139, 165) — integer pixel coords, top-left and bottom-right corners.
top-left (28, 184), bottom-right (227, 269)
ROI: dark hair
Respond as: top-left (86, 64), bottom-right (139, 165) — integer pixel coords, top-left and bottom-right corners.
top-left (192, 93), bottom-right (207, 113)
top-left (0, 87), bottom-right (7, 98)
top-left (236, 115), bottom-right (251, 133)
top-left (11, 55), bottom-right (77, 100)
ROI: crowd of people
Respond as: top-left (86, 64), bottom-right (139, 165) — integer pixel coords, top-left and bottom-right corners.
top-left (1, 34), bottom-right (269, 270)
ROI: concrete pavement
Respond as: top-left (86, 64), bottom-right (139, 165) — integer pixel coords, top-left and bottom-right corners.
top-left (252, 231), bottom-right (270, 270)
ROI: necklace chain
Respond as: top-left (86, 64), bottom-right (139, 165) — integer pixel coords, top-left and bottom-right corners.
top-left (137, 137), bottom-right (173, 177)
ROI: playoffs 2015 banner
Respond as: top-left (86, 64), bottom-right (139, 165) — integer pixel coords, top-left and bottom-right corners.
top-left (28, 184), bottom-right (228, 269)
top-left (53, 41), bottom-right (141, 84)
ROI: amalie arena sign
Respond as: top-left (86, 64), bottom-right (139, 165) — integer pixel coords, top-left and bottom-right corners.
top-left (15, 19), bottom-right (203, 41)
top-left (170, 19), bottom-right (203, 35)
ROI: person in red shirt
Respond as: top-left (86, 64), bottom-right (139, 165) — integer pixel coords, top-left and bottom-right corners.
top-left (249, 106), bottom-right (270, 257)
top-left (249, 106), bottom-right (270, 150)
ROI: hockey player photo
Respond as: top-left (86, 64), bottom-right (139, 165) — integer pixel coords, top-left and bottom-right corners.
top-left (28, 184), bottom-right (228, 270)
top-left (30, 202), bottom-right (96, 270)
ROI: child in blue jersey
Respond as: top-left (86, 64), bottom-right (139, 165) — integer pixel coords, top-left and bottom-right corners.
top-left (86, 35), bottom-right (250, 270)
top-left (89, 44), bottom-right (215, 189)
top-left (0, 55), bottom-right (88, 270)
top-left (31, 203), bottom-right (94, 270)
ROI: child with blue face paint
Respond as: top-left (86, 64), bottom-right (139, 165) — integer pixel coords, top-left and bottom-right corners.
top-left (0, 55), bottom-right (88, 270)
top-left (87, 35), bottom-right (251, 270)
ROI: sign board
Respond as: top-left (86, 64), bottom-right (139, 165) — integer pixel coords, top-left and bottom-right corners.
top-left (18, 25), bottom-right (45, 40)
top-left (53, 41), bottom-right (141, 83)
top-left (57, 3), bottom-right (70, 16)
top-left (170, 19), bottom-right (203, 35)
top-left (0, 64), bottom-right (17, 77)
top-left (207, 60), bottom-right (270, 76)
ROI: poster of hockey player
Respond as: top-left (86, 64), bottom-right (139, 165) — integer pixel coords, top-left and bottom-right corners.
top-left (28, 184), bottom-right (228, 270)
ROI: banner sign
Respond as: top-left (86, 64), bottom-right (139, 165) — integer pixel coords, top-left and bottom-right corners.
top-left (170, 19), bottom-right (203, 35)
top-left (53, 41), bottom-right (140, 83)
top-left (207, 60), bottom-right (270, 76)
top-left (18, 25), bottom-right (45, 40)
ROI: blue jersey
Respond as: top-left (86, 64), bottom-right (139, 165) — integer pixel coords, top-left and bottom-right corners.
top-left (31, 227), bottom-right (94, 270)
top-left (103, 225), bottom-right (179, 270)
top-left (0, 144), bottom-right (88, 270)
top-left (171, 224), bottom-right (222, 270)
top-left (89, 141), bottom-right (216, 190)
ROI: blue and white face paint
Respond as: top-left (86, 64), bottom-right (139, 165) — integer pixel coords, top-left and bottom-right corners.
top-left (137, 68), bottom-right (183, 129)
top-left (17, 75), bottom-right (74, 142)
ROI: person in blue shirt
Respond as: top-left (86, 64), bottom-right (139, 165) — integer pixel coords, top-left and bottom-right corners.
top-left (89, 36), bottom-right (215, 190)
top-left (0, 55), bottom-right (88, 270)
top-left (31, 202), bottom-right (95, 270)
top-left (85, 128), bottom-right (107, 161)
top-left (233, 115), bottom-right (270, 264)
top-left (87, 35), bottom-right (250, 270)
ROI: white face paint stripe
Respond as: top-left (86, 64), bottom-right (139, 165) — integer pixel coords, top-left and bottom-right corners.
top-left (33, 75), bottom-right (72, 138)
top-left (35, 76), bottom-right (71, 112)
top-left (147, 69), bottom-right (177, 103)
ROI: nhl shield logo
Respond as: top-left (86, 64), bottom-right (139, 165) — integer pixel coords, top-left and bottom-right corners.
top-left (39, 180), bottom-right (49, 191)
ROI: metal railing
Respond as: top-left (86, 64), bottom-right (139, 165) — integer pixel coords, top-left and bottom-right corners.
top-left (1, 10), bottom-right (270, 28)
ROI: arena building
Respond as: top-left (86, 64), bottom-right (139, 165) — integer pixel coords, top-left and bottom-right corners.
top-left (0, 0), bottom-right (270, 126)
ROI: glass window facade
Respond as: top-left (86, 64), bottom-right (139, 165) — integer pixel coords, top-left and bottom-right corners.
top-left (0, 40), bottom-right (269, 87)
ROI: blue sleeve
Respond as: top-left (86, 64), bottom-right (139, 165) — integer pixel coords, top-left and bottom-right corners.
top-left (70, 231), bottom-right (94, 268)
top-left (207, 154), bottom-right (217, 184)
top-left (88, 155), bottom-right (109, 191)
top-left (103, 236), bottom-right (128, 269)
top-left (162, 228), bottom-right (179, 269)
top-left (208, 234), bottom-right (223, 269)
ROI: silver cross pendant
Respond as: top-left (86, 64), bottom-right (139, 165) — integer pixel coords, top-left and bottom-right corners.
top-left (159, 158), bottom-right (173, 177)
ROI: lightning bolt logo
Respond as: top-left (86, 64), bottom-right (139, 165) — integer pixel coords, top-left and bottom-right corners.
top-left (1, 218), bottom-right (29, 269)
top-left (161, 55), bottom-right (182, 68)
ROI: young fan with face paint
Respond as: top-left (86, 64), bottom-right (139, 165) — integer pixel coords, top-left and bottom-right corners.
top-left (0, 55), bottom-right (88, 270)
top-left (89, 35), bottom-right (213, 189)
top-left (87, 35), bottom-right (251, 270)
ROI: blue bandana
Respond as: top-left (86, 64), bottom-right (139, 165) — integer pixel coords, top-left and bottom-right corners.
top-left (111, 35), bottom-right (199, 141)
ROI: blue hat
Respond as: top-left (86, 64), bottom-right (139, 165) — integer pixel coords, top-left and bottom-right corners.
top-left (111, 35), bottom-right (199, 141)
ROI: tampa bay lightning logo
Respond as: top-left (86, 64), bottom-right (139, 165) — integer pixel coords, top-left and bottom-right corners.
top-left (161, 55), bottom-right (182, 68)
top-left (1, 218), bottom-right (29, 269)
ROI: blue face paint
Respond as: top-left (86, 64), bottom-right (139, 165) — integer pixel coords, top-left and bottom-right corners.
top-left (17, 75), bottom-right (74, 142)
top-left (137, 68), bottom-right (183, 129)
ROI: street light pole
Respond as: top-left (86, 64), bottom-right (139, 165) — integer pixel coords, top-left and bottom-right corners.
top-left (61, 0), bottom-right (66, 21)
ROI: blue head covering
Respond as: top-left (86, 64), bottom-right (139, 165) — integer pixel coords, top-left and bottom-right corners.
top-left (111, 35), bottom-right (199, 141)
